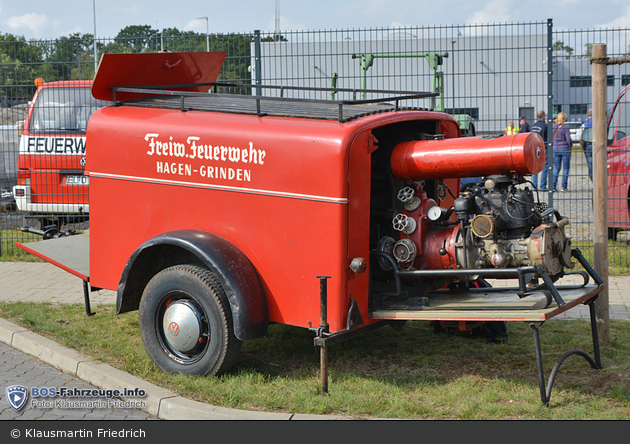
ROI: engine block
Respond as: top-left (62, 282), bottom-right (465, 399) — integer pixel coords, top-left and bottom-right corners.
top-left (377, 132), bottom-right (573, 290)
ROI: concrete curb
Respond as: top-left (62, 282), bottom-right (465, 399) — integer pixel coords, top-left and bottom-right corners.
top-left (0, 317), bottom-right (348, 420)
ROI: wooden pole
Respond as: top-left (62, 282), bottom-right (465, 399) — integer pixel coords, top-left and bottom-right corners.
top-left (591, 43), bottom-right (609, 344)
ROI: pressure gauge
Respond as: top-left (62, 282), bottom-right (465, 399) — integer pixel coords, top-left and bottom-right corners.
top-left (427, 205), bottom-right (448, 222)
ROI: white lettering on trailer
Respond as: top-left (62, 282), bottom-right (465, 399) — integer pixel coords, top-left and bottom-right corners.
top-left (146, 134), bottom-right (262, 184)
top-left (145, 134), bottom-right (266, 165)
top-left (199, 166), bottom-right (251, 182)
top-left (156, 162), bottom-right (192, 176)
top-left (145, 134), bottom-right (186, 158)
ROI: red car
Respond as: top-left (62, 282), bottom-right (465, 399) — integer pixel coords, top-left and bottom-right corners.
top-left (582, 84), bottom-right (630, 239)
top-left (606, 84), bottom-right (630, 240)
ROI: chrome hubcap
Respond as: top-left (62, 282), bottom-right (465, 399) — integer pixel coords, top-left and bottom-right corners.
top-left (162, 300), bottom-right (203, 353)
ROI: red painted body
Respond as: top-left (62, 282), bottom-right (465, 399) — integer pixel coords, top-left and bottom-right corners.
top-left (83, 50), bottom-right (547, 335)
top-left (87, 104), bottom-right (460, 332)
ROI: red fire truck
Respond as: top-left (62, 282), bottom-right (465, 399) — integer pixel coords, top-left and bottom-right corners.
top-left (13, 79), bottom-right (110, 227)
top-left (18, 52), bottom-right (604, 404)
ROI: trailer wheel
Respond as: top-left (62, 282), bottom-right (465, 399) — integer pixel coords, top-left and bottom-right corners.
top-left (139, 264), bottom-right (241, 376)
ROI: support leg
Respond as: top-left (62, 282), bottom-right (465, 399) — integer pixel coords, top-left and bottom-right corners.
top-left (530, 322), bottom-right (549, 405)
top-left (588, 299), bottom-right (602, 369)
top-left (530, 317), bottom-right (601, 406)
top-left (83, 280), bottom-right (95, 317)
top-left (320, 346), bottom-right (328, 395)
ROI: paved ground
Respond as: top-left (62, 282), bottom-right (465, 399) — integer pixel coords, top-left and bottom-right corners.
top-left (0, 341), bottom-right (157, 420)
top-left (0, 260), bottom-right (627, 421)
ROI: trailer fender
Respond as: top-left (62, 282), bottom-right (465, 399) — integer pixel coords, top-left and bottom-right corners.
top-left (117, 229), bottom-right (268, 341)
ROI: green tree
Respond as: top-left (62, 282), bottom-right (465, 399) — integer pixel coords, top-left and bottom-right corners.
top-left (0, 33), bottom-right (44, 66)
top-left (101, 25), bottom-right (158, 54)
top-left (160, 28), bottom-right (205, 52)
top-left (210, 33), bottom-right (253, 94)
top-left (0, 52), bottom-right (38, 99)
top-left (261, 34), bottom-right (288, 42)
top-left (46, 33), bottom-right (96, 80)
top-left (0, 33), bottom-right (41, 98)
top-left (553, 40), bottom-right (574, 58)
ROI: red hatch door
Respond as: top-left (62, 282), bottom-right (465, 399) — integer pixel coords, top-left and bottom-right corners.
top-left (91, 51), bottom-right (227, 102)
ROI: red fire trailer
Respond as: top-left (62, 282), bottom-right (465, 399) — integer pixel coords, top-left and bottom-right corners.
top-left (17, 52), bottom-right (604, 405)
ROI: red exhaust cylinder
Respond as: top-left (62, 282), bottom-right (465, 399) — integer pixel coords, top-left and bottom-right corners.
top-left (391, 133), bottom-right (545, 180)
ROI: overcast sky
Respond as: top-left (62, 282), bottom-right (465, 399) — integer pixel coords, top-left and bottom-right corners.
top-left (1, 0), bottom-right (628, 40)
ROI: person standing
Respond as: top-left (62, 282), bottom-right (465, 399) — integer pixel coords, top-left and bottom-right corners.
top-left (531, 110), bottom-right (549, 190)
top-left (504, 121), bottom-right (519, 135)
top-left (518, 116), bottom-right (531, 133)
top-left (579, 108), bottom-right (593, 182)
top-left (552, 112), bottom-right (574, 192)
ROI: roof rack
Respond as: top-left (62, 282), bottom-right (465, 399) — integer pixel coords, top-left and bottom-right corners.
top-left (110, 82), bottom-right (438, 123)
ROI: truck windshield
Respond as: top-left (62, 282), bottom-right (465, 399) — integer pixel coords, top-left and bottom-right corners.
top-left (28, 86), bottom-right (110, 134)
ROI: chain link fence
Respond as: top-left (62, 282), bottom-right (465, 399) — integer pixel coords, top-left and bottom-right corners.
top-left (1, 21), bottom-right (629, 269)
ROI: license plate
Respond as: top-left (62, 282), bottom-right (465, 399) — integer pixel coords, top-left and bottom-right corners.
top-left (67, 175), bottom-right (89, 185)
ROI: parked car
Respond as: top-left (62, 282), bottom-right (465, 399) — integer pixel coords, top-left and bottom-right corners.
top-left (566, 121), bottom-right (582, 144)
top-left (13, 80), bottom-right (110, 228)
top-left (581, 84), bottom-right (630, 240)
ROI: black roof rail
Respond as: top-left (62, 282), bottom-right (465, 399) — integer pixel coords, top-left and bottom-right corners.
top-left (110, 82), bottom-right (438, 123)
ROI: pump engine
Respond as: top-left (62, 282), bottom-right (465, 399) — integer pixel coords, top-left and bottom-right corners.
top-left (376, 132), bottom-right (573, 295)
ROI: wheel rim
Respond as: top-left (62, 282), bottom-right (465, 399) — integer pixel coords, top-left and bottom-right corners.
top-left (156, 292), bottom-right (210, 365)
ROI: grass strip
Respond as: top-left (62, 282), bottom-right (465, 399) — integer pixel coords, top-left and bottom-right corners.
top-left (1, 301), bottom-right (629, 419)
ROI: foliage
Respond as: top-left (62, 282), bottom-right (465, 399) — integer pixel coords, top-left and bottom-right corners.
top-left (100, 25), bottom-right (158, 54)
top-left (47, 33), bottom-right (97, 81)
top-left (553, 40), bottom-right (574, 57)
top-left (262, 34), bottom-right (288, 42)
top-left (0, 26), bottom-right (253, 101)
top-left (0, 33), bottom-right (40, 98)
top-left (0, 52), bottom-right (37, 99)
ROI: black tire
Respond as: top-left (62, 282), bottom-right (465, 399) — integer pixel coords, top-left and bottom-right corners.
top-left (139, 264), bottom-right (241, 376)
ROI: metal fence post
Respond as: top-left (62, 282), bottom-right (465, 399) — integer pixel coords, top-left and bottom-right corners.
top-left (546, 18), bottom-right (554, 208)
top-left (591, 43), bottom-right (610, 344)
top-left (254, 30), bottom-right (262, 97)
